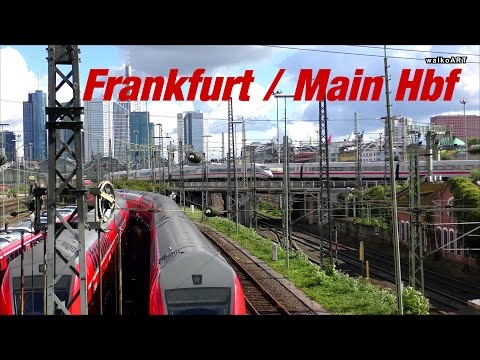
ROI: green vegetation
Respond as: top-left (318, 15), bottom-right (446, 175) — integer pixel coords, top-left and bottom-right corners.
top-left (470, 145), bottom-right (480, 155)
top-left (448, 177), bottom-right (480, 254)
top-left (471, 169), bottom-right (480, 183)
top-left (467, 137), bottom-right (480, 147)
top-left (111, 178), bottom-right (168, 193)
top-left (258, 201), bottom-right (282, 218)
top-left (364, 185), bottom-right (387, 201)
top-left (187, 208), bottom-right (429, 315)
top-left (402, 286), bottom-right (430, 315)
top-left (349, 216), bottom-right (388, 230)
top-left (440, 150), bottom-right (456, 160)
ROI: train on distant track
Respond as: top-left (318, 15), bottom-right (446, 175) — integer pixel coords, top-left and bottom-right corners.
top-left (108, 160), bottom-right (478, 184)
top-left (0, 190), bottom-right (246, 315)
top-left (267, 160), bottom-right (479, 181)
top-left (108, 163), bottom-right (273, 182)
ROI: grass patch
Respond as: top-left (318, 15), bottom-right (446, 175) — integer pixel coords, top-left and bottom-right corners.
top-left (186, 207), bottom-right (408, 315)
top-left (258, 202), bottom-right (282, 218)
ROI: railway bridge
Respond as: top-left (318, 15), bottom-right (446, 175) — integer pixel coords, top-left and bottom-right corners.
top-left (167, 180), bottom-right (384, 227)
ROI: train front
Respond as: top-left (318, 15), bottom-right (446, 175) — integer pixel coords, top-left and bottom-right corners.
top-left (158, 245), bottom-right (245, 315)
top-left (147, 192), bottom-right (246, 315)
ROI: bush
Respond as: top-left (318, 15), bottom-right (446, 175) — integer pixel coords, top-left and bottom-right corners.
top-left (471, 169), bottom-right (480, 183)
top-left (402, 286), bottom-right (429, 315)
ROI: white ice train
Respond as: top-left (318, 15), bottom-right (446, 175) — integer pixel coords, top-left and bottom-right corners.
top-left (108, 160), bottom-right (477, 183)
top-left (108, 163), bottom-right (274, 182)
top-left (267, 160), bottom-right (479, 180)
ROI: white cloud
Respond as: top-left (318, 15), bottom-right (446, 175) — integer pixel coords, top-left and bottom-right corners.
top-left (287, 121), bottom-right (318, 143)
top-left (0, 47), bottom-right (47, 135)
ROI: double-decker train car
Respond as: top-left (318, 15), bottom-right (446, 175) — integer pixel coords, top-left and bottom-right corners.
top-left (0, 231), bottom-right (44, 289)
top-left (116, 190), bottom-right (246, 315)
top-left (109, 163), bottom-right (273, 182)
top-left (0, 197), bottom-right (129, 315)
top-left (267, 160), bottom-right (479, 181)
top-left (0, 206), bottom-right (79, 288)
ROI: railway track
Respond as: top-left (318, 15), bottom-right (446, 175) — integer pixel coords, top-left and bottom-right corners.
top-left (196, 222), bottom-right (328, 315)
top-left (257, 214), bottom-right (480, 313)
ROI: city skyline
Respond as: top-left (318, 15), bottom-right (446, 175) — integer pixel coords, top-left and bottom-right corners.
top-left (1, 45), bottom-right (479, 159)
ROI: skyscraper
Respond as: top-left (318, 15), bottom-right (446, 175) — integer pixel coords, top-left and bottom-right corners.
top-left (84, 98), bottom-right (113, 161)
top-left (113, 102), bottom-right (129, 162)
top-left (176, 111), bottom-right (207, 161)
top-left (2, 131), bottom-right (15, 163)
top-left (130, 111), bottom-right (150, 168)
top-left (23, 90), bottom-right (46, 161)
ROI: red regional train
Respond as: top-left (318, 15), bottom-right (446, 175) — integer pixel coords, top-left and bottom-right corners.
top-left (0, 197), bottom-right (129, 315)
top-left (0, 190), bottom-right (246, 315)
top-left (0, 207), bottom-right (79, 289)
top-left (0, 230), bottom-right (44, 290)
top-left (116, 190), bottom-right (246, 315)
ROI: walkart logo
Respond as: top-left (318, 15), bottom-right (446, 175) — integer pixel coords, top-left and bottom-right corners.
top-left (83, 68), bottom-right (463, 102)
top-left (425, 56), bottom-right (468, 64)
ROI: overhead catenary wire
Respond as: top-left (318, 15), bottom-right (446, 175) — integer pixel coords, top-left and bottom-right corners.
top-left (262, 45), bottom-right (480, 64)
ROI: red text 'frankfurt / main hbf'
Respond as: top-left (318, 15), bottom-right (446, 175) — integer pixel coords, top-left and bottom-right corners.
top-left (83, 68), bottom-right (462, 102)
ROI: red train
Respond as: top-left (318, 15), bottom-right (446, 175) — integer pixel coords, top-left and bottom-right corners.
top-left (0, 190), bottom-right (246, 315)
top-left (0, 198), bottom-right (129, 315)
top-left (116, 190), bottom-right (246, 315)
top-left (0, 230), bottom-right (44, 289)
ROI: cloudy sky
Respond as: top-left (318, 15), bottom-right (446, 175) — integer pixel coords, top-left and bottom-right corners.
top-left (1, 45), bottom-right (479, 158)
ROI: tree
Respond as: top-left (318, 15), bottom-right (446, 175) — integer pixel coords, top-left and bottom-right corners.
top-left (448, 177), bottom-right (480, 259)
top-left (467, 137), bottom-right (480, 147)
top-left (471, 169), bottom-right (480, 184)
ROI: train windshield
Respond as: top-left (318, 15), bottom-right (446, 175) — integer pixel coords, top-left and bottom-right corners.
top-left (165, 287), bottom-right (231, 315)
top-left (13, 275), bottom-right (71, 315)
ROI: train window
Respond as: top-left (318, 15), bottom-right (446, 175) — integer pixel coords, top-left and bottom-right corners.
top-left (465, 165), bottom-right (473, 170)
top-left (165, 287), bottom-right (231, 315)
top-left (419, 166), bottom-right (427, 171)
top-left (374, 166), bottom-right (381, 171)
top-left (13, 275), bottom-right (70, 315)
top-left (435, 166), bottom-right (444, 170)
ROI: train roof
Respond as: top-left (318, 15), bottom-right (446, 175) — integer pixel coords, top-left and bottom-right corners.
top-left (116, 190), bottom-right (223, 262)
top-left (8, 197), bottom-right (127, 277)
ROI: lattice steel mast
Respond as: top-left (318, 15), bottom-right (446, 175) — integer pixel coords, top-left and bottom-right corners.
top-left (45, 45), bottom-right (88, 314)
top-left (355, 112), bottom-right (363, 216)
top-left (318, 99), bottom-right (332, 262)
top-left (408, 134), bottom-right (424, 293)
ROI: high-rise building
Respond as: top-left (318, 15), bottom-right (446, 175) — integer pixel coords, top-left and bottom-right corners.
top-left (84, 98), bottom-right (113, 161)
top-left (176, 111), bottom-right (207, 162)
top-left (1, 131), bottom-right (15, 163)
top-left (431, 115), bottom-right (480, 143)
top-left (23, 90), bottom-right (46, 161)
top-left (392, 116), bottom-right (412, 160)
top-left (130, 111), bottom-right (150, 168)
top-left (113, 102), bottom-right (129, 162)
